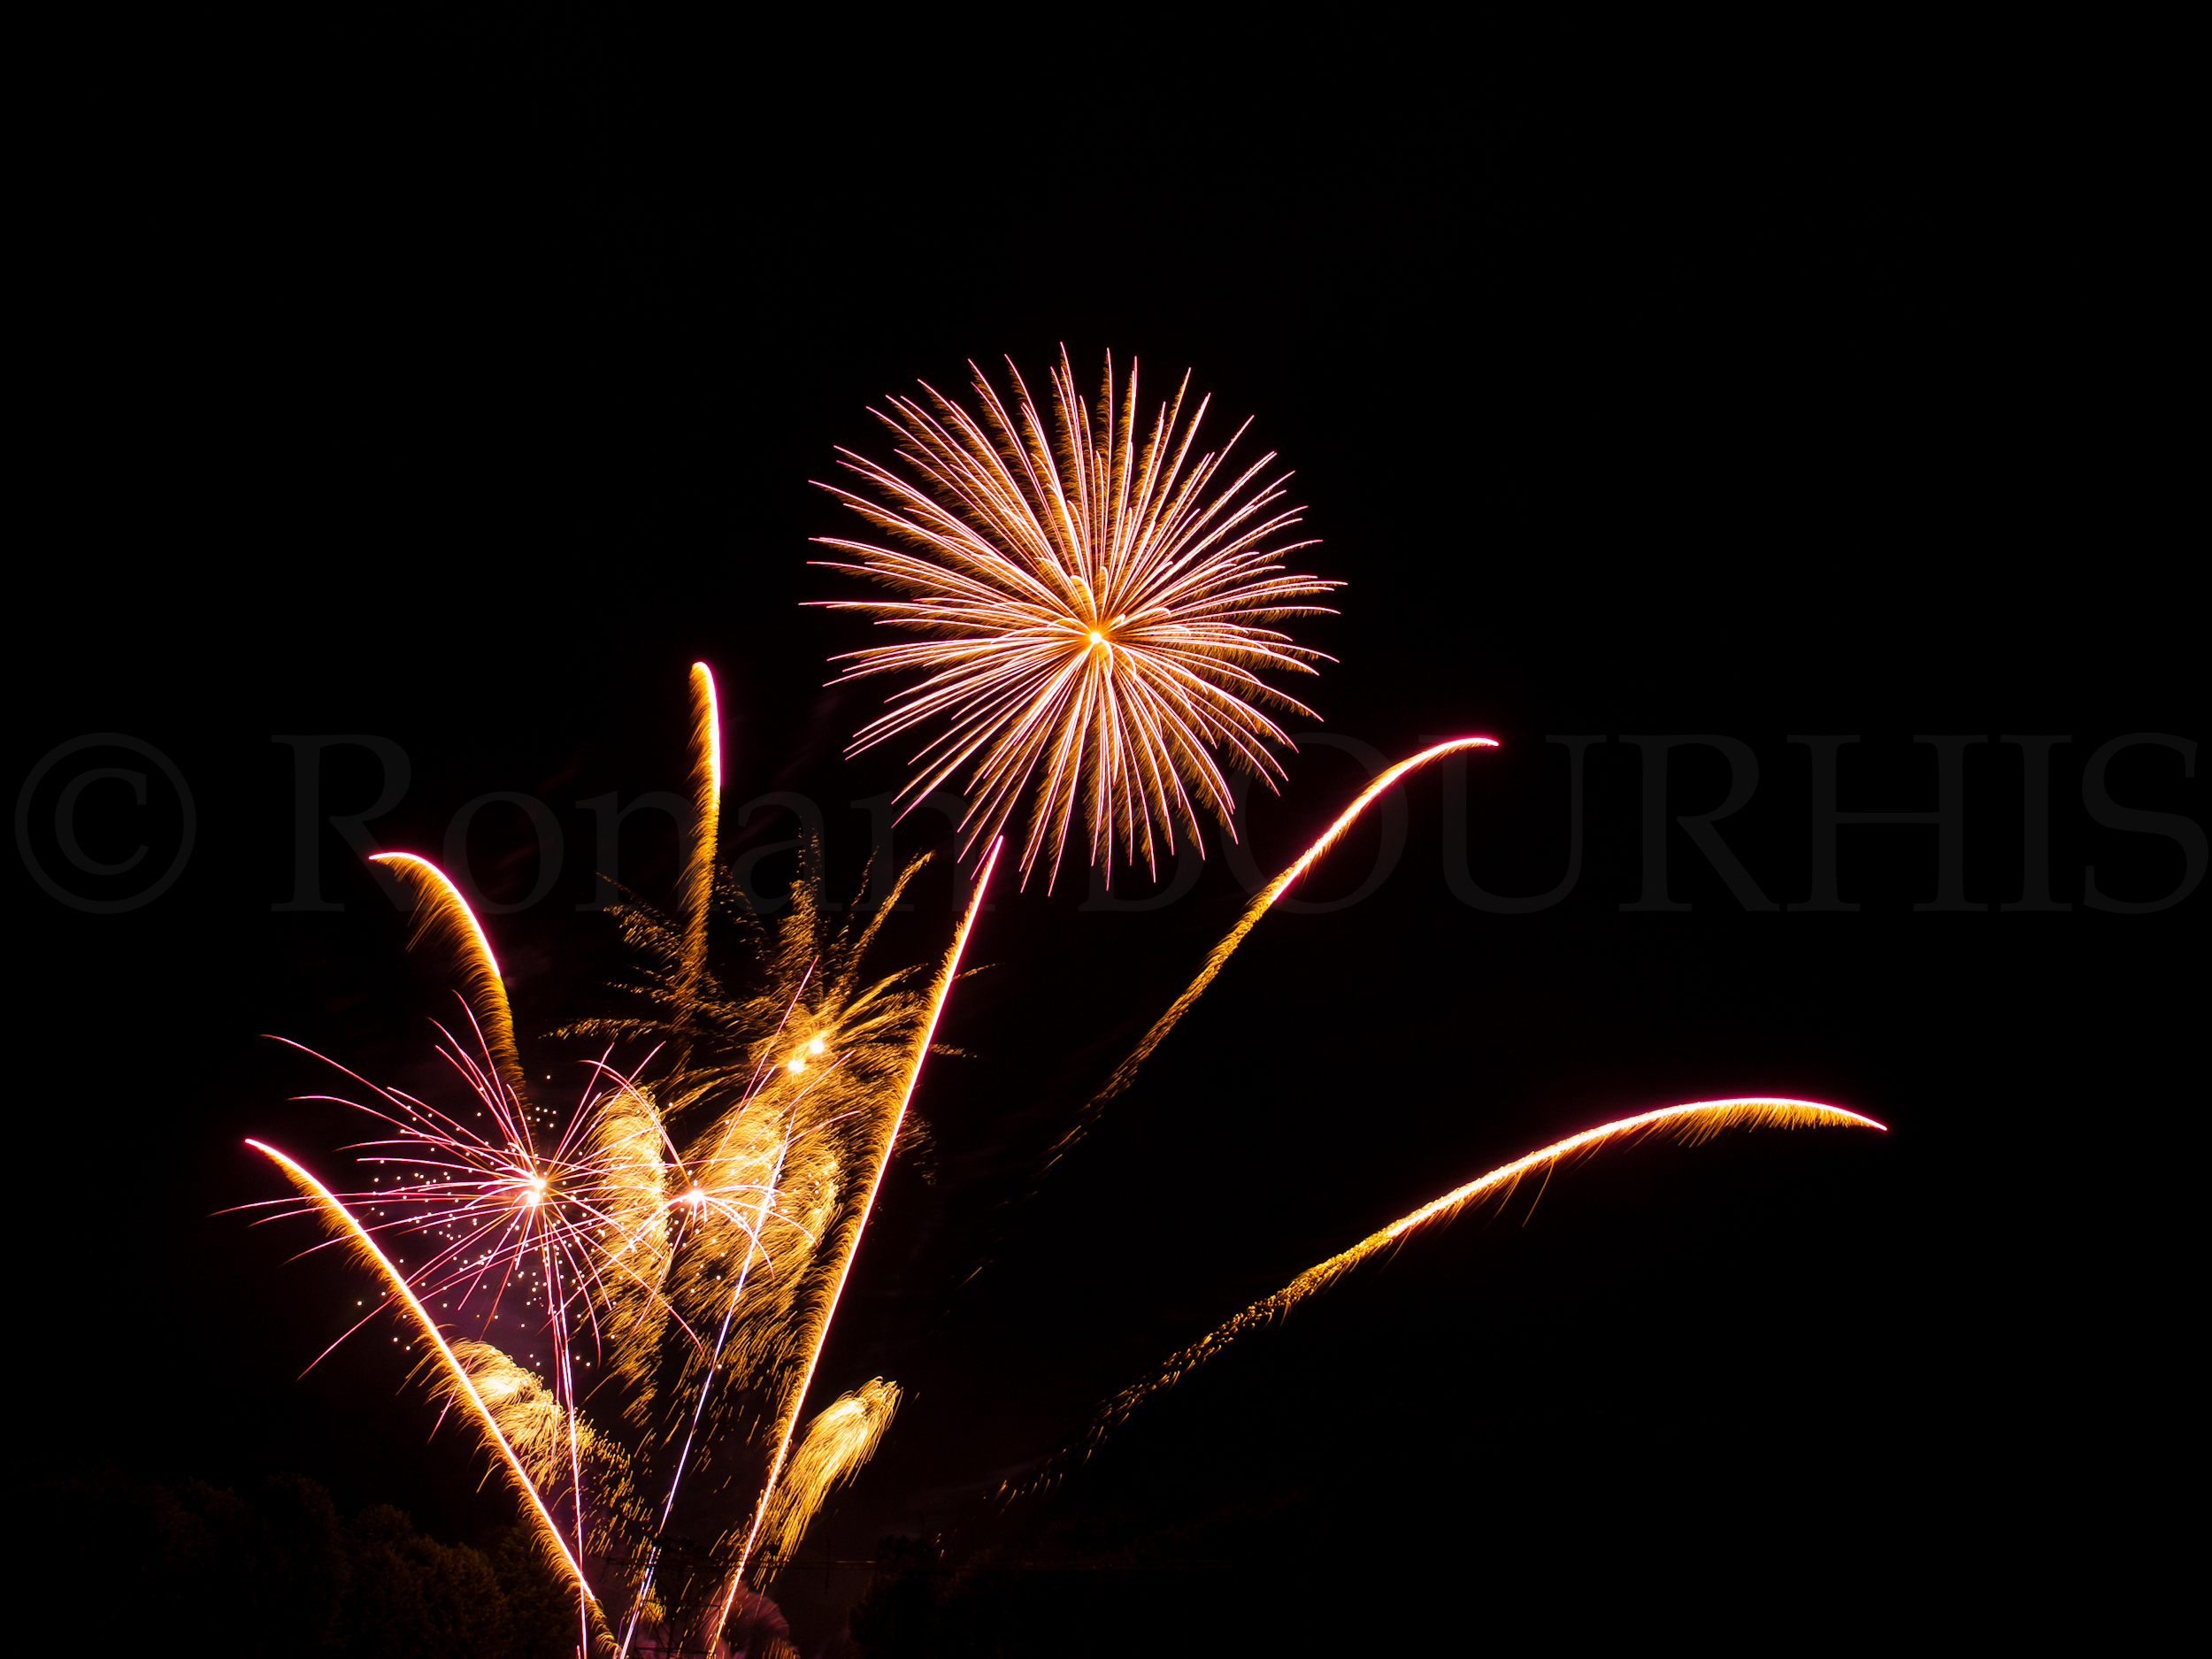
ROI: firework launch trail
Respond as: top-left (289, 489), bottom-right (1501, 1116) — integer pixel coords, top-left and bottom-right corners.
top-left (1010, 1096), bottom-right (1885, 1502)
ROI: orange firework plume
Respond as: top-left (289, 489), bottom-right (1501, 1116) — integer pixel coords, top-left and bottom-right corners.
top-left (1042, 736), bottom-right (1497, 1172)
top-left (371, 851), bottom-right (526, 1096)
top-left (752, 1377), bottom-right (902, 1577)
top-left (815, 348), bottom-right (1341, 887)
top-left (1008, 1097), bottom-right (1886, 1502)
top-left (677, 661), bottom-right (723, 1018)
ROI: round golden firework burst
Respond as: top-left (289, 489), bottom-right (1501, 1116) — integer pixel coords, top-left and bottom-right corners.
top-left (813, 348), bottom-right (1341, 888)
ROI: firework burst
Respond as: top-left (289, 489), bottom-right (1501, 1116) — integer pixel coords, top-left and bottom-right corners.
top-left (563, 828), bottom-right (1000, 1650)
top-left (816, 348), bottom-right (1341, 888)
top-left (243, 998), bottom-right (662, 1655)
top-left (244, 667), bottom-right (1004, 1655)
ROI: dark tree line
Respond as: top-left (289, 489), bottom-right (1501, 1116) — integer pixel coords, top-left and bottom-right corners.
top-left (35, 1468), bottom-right (580, 1656)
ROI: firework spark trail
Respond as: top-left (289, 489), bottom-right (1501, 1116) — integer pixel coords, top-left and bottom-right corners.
top-left (443, 1342), bottom-right (644, 1566)
top-left (245, 1140), bottom-right (597, 1604)
top-left (713, 838), bottom-right (1005, 1631)
top-left (1007, 1097), bottom-right (1886, 1503)
top-left (816, 349), bottom-right (1341, 888)
top-left (1042, 736), bottom-right (1498, 1172)
top-left (371, 852), bottom-right (526, 1094)
top-left (616, 1250), bottom-right (771, 1659)
top-left (618, 1053), bottom-right (803, 1655)
top-left (678, 662), bottom-right (723, 1025)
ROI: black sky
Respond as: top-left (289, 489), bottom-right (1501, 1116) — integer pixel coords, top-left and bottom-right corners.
top-left (12, 96), bottom-right (2195, 1651)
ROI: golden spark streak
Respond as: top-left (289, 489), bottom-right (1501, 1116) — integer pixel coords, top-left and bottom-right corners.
top-left (368, 853), bottom-right (526, 1095)
top-left (1010, 1097), bottom-right (1886, 1501)
top-left (1049, 736), bottom-right (1498, 1166)
top-left (718, 838), bottom-right (1004, 1623)
top-left (245, 1139), bottom-right (596, 1603)
top-left (679, 662), bottom-right (723, 1016)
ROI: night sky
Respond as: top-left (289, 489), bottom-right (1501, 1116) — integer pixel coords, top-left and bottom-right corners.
top-left (13, 124), bottom-right (2194, 1652)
